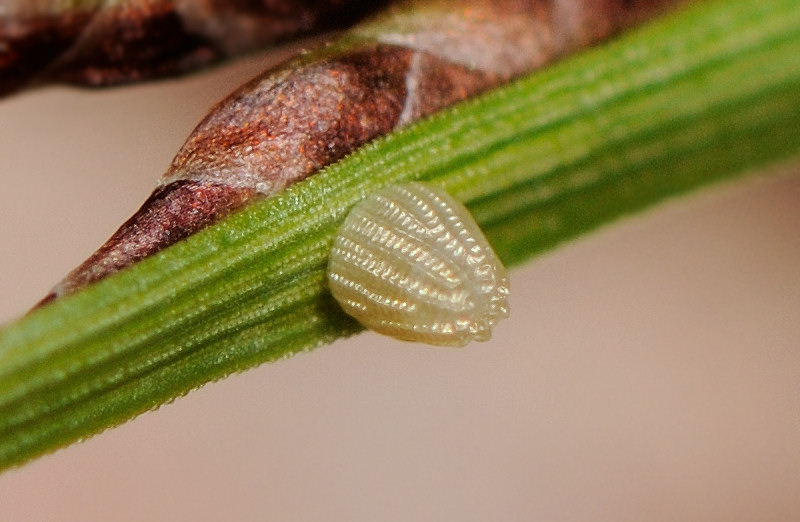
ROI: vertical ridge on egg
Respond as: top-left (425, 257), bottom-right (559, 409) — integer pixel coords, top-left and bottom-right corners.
top-left (327, 182), bottom-right (509, 347)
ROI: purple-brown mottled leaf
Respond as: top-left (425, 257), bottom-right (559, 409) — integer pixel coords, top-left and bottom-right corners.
top-left (0, 0), bottom-right (385, 96)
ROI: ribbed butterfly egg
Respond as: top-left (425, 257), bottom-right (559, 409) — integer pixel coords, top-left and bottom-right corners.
top-left (327, 182), bottom-right (509, 347)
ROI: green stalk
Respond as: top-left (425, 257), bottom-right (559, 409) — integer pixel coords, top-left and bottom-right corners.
top-left (1, 0), bottom-right (799, 470)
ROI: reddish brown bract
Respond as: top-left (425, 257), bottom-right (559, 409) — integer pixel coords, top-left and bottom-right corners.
top-left (38, 0), bottom-right (689, 303)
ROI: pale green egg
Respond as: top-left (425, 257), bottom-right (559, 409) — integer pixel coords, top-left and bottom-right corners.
top-left (327, 182), bottom-right (510, 347)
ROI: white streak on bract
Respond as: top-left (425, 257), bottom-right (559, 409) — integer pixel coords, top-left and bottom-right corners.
top-left (396, 51), bottom-right (423, 127)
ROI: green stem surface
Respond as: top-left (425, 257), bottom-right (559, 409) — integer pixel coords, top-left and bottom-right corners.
top-left (1, 0), bottom-right (799, 470)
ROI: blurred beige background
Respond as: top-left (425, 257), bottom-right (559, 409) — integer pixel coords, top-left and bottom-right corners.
top-left (0, 47), bottom-right (799, 521)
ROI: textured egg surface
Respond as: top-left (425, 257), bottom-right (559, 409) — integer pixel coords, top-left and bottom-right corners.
top-left (327, 182), bottom-right (510, 347)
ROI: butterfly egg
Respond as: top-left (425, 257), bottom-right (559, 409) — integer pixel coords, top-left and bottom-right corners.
top-left (327, 182), bottom-right (510, 347)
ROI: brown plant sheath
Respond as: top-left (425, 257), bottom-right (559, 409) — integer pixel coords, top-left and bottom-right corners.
top-left (0, 0), bottom-right (385, 97)
top-left (39, 0), bottom-right (688, 305)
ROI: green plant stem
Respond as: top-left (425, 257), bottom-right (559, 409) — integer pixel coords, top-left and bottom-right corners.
top-left (1, 0), bottom-right (799, 470)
